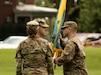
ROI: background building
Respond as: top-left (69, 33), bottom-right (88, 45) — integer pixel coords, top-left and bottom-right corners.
top-left (0, 0), bottom-right (57, 40)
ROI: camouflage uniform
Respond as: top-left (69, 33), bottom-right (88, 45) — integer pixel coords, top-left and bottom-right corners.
top-left (15, 19), bottom-right (54, 75)
top-left (54, 21), bottom-right (88, 75)
top-left (34, 18), bottom-right (49, 28)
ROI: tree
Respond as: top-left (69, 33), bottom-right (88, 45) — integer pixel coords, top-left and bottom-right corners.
top-left (76, 0), bottom-right (101, 32)
top-left (35, 0), bottom-right (101, 32)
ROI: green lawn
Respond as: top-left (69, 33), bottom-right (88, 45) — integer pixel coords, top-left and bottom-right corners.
top-left (0, 49), bottom-right (16, 75)
top-left (85, 46), bottom-right (101, 75)
top-left (0, 46), bottom-right (101, 75)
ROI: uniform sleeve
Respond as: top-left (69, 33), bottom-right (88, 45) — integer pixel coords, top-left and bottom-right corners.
top-left (54, 41), bottom-right (76, 66)
top-left (46, 43), bottom-right (54, 75)
top-left (15, 44), bottom-right (22, 75)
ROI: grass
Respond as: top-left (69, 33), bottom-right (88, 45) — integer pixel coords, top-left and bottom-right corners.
top-left (85, 46), bottom-right (101, 75)
top-left (0, 49), bottom-right (16, 75)
top-left (0, 46), bottom-right (101, 75)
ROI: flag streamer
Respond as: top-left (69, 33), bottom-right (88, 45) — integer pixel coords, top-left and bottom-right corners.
top-left (50, 0), bottom-right (67, 57)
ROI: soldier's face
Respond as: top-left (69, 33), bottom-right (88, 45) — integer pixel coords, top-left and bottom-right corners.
top-left (39, 26), bottom-right (47, 36)
top-left (62, 27), bottom-right (69, 38)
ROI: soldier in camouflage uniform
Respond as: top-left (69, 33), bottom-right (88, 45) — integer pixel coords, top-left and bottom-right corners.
top-left (54, 21), bottom-right (88, 75)
top-left (15, 19), bottom-right (54, 75)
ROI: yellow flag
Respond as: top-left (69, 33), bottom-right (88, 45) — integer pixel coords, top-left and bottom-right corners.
top-left (51, 0), bottom-right (67, 57)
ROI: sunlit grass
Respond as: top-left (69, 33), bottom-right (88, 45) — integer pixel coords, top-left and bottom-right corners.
top-left (0, 49), bottom-right (16, 75)
top-left (85, 46), bottom-right (101, 75)
top-left (0, 46), bottom-right (101, 75)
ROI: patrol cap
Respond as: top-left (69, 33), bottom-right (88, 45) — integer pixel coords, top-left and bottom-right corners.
top-left (61, 21), bottom-right (77, 29)
top-left (27, 20), bottom-right (39, 26)
top-left (34, 18), bottom-right (49, 28)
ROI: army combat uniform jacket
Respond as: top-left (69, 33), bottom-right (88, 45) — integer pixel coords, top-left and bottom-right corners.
top-left (55, 36), bottom-right (88, 75)
top-left (15, 37), bottom-right (54, 75)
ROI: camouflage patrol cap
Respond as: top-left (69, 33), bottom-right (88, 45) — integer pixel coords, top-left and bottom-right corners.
top-left (61, 21), bottom-right (77, 29)
top-left (27, 20), bottom-right (39, 26)
top-left (34, 18), bottom-right (49, 28)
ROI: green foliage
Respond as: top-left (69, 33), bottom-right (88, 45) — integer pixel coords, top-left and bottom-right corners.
top-left (76, 0), bottom-right (101, 32)
top-left (0, 47), bottom-right (101, 75)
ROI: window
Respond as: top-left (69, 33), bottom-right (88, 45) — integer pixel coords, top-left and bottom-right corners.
top-left (6, 16), bottom-right (12, 22)
top-left (4, 0), bottom-right (12, 5)
top-left (17, 16), bottom-right (30, 23)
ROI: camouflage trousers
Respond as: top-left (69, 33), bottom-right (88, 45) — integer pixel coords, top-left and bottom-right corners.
top-left (63, 69), bottom-right (88, 75)
top-left (22, 67), bottom-right (48, 75)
